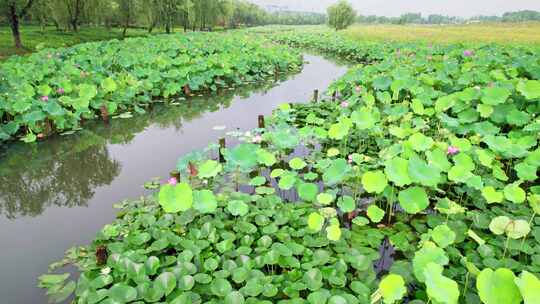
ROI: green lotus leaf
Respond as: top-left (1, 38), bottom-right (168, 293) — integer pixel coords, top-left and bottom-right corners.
top-left (304, 268), bottom-right (323, 291)
top-left (481, 87), bottom-right (511, 105)
top-left (210, 278), bottom-right (232, 297)
top-left (398, 186), bottom-right (430, 214)
top-left (361, 170), bottom-right (388, 194)
top-left (326, 224), bottom-right (341, 241)
top-left (308, 212), bottom-right (324, 232)
top-left (159, 183), bottom-right (193, 213)
top-left (225, 291), bottom-right (245, 304)
top-left (517, 80), bottom-right (540, 100)
top-left (379, 274), bottom-right (407, 304)
top-left (431, 224), bottom-right (456, 248)
top-left (227, 200), bottom-right (249, 217)
top-left (504, 183), bottom-right (526, 203)
top-left (109, 283), bottom-right (138, 303)
top-left (322, 159), bottom-right (350, 186)
top-left (101, 77), bottom-right (117, 93)
top-left (408, 155), bottom-right (441, 187)
top-left (317, 192), bottom-right (334, 205)
top-left (367, 205), bottom-right (385, 223)
top-left (278, 172), bottom-right (297, 190)
top-left (297, 182), bottom-right (319, 202)
top-left (423, 263), bottom-right (460, 304)
top-left (515, 271), bottom-right (540, 304)
top-left (192, 190), bottom-right (217, 213)
top-left (289, 157), bottom-right (307, 170)
top-left (337, 196), bottom-right (356, 213)
top-left (256, 148), bottom-right (277, 166)
top-left (351, 106), bottom-right (378, 130)
top-left (477, 268), bottom-right (522, 304)
top-left (482, 186), bottom-right (504, 204)
top-left (413, 242), bottom-right (449, 282)
top-left (198, 160), bottom-right (222, 178)
top-left (384, 157), bottom-right (412, 186)
top-left (408, 133), bottom-right (434, 151)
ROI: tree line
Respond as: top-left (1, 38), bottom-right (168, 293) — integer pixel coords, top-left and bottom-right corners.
top-left (357, 10), bottom-right (540, 25)
top-left (0, 0), bottom-right (326, 49)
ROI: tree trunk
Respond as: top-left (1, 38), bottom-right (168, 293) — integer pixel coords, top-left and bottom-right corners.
top-left (7, 4), bottom-right (22, 48)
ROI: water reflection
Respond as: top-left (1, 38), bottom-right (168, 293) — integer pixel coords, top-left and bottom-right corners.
top-left (0, 79), bottom-right (286, 219)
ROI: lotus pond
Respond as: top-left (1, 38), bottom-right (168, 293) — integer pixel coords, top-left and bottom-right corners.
top-left (3, 27), bottom-right (540, 304)
top-left (0, 53), bottom-right (347, 303)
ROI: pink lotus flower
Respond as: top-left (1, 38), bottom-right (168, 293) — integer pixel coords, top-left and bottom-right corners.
top-left (57, 88), bottom-right (65, 95)
top-left (340, 101), bottom-right (349, 108)
top-left (40, 96), bottom-right (49, 102)
top-left (463, 50), bottom-right (474, 57)
top-left (447, 146), bottom-right (459, 155)
top-left (348, 154), bottom-right (353, 164)
top-left (167, 177), bottom-right (178, 185)
top-left (355, 86), bottom-right (362, 93)
top-left (252, 135), bottom-right (263, 144)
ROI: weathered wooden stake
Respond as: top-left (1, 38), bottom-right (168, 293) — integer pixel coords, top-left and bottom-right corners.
top-left (219, 137), bottom-right (226, 163)
top-left (313, 89), bottom-right (319, 103)
top-left (332, 91), bottom-right (337, 102)
top-left (100, 105), bottom-right (110, 124)
top-left (170, 170), bottom-right (181, 182)
top-left (96, 245), bottom-right (108, 266)
top-left (258, 115), bottom-right (265, 128)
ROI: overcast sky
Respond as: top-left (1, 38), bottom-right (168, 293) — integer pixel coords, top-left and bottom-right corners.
top-left (250, 0), bottom-right (540, 18)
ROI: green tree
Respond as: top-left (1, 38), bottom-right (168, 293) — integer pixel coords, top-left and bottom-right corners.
top-left (327, 0), bottom-right (356, 31)
top-left (1, 0), bottom-right (36, 48)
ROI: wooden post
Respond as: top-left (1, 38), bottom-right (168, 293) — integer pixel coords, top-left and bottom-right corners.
top-left (313, 89), bottom-right (319, 103)
top-left (100, 105), bottom-right (110, 124)
top-left (332, 91), bottom-right (337, 102)
top-left (219, 137), bottom-right (226, 163)
top-left (169, 170), bottom-right (181, 182)
top-left (258, 115), bottom-right (265, 128)
top-left (96, 245), bottom-right (108, 266)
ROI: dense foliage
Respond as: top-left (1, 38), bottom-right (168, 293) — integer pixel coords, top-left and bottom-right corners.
top-left (0, 32), bottom-right (301, 143)
top-left (40, 28), bottom-right (540, 304)
top-left (326, 0), bottom-right (356, 31)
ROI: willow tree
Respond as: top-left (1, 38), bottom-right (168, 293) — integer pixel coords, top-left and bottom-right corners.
top-left (327, 0), bottom-right (356, 30)
top-left (1, 0), bottom-right (36, 48)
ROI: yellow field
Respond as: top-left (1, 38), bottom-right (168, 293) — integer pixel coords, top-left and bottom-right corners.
top-left (343, 22), bottom-right (540, 45)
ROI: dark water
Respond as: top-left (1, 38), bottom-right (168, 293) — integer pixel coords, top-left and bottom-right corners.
top-left (0, 54), bottom-right (347, 303)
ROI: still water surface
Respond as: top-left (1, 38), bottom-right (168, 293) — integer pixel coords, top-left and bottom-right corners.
top-left (0, 54), bottom-right (347, 303)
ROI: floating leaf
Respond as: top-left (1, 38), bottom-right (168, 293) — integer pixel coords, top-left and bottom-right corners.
top-left (198, 160), bottom-right (222, 178)
top-left (361, 170), bottom-right (388, 194)
top-left (384, 157), bottom-right (412, 186)
top-left (398, 186), bottom-right (430, 214)
top-left (227, 200), bottom-right (249, 216)
top-left (326, 224), bottom-right (341, 241)
top-left (289, 157), bottom-right (307, 170)
top-left (515, 271), bottom-right (540, 304)
top-left (159, 183), bottom-right (193, 213)
top-left (379, 274), bottom-right (407, 304)
top-left (423, 263), bottom-right (460, 304)
top-left (308, 212), bottom-right (324, 232)
top-left (431, 224), bottom-right (456, 248)
top-left (367, 205), bottom-right (385, 223)
top-left (477, 268), bottom-right (522, 304)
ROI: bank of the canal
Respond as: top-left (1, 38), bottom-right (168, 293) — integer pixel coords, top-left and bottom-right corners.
top-left (0, 54), bottom-right (348, 303)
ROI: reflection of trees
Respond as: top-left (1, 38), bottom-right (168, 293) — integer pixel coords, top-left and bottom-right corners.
top-left (0, 133), bottom-right (121, 219)
top-left (0, 74), bottom-right (292, 219)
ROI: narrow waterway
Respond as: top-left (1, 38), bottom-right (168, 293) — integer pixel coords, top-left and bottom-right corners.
top-left (0, 53), bottom-right (348, 303)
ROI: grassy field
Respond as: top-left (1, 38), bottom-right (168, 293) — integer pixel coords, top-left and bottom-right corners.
top-left (342, 22), bottom-right (540, 45)
top-left (0, 26), bottom-right (157, 59)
